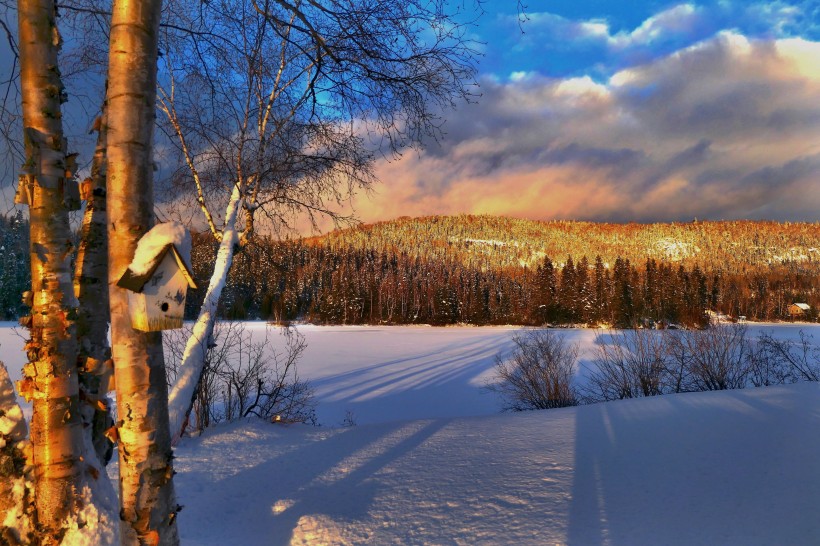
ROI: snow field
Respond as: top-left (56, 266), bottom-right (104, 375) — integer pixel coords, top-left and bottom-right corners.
top-left (174, 382), bottom-right (820, 545)
top-left (1, 322), bottom-right (819, 544)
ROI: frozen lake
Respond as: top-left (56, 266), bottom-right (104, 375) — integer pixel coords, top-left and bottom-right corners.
top-left (1, 321), bottom-right (817, 426)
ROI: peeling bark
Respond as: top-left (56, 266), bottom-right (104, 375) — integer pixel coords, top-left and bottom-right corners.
top-left (74, 111), bottom-right (114, 467)
top-left (17, 0), bottom-right (86, 541)
top-left (106, 0), bottom-right (180, 543)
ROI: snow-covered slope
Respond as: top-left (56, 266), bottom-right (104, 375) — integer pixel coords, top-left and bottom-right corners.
top-left (175, 382), bottom-right (820, 545)
top-left (1, 323), bottom-right (818, 544)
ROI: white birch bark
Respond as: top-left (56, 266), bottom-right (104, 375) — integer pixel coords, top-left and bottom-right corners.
top-left (16, 0), bottom-right (86, 541)
top-left (74, 112), bottom-right (114, 467)
top-left (106, 0), bottom-right (180, 543)
top-left (167, 183), bottom-right (242, 445)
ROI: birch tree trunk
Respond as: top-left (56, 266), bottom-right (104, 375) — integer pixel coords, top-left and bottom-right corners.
top-left (106, 0), bottom-right (180, 543)
top-left (17, 0), bottom-right (86, 541)
top-left (74, 113), bottom-right (114, 467)
top-left (167, 183), bottom-right (242, 445)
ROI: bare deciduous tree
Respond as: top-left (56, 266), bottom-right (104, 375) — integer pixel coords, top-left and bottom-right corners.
top-left (165, 322), bottom-right (315, 433)
top-left (161, 0), bottom-right (479, 442)
top-left (15, 0), bottom-right (88, 539)
top-left (73, 111), bottom-right (114, 467)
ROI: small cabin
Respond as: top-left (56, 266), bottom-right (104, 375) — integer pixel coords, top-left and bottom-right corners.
top-left (117, 244), bottom-right (197, 331)
top-left (705, 309), bottom-right (730, 324)
top-left (787, 303), bottom-right (810, 320)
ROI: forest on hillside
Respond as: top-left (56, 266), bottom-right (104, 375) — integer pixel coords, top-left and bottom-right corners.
top-left (1, 214), bottom-right (817, 326)
top-left (188, 216), bottom-right (820, 327)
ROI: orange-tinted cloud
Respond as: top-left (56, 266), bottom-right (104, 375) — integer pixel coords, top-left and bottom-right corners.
top-left (332, 32), bottom-right (820, 228)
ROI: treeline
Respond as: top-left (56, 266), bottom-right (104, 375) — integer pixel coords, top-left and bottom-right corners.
top-left (0, 212), bottom-right (30, 320)
top-left (191, 216), bottom-right (819, 327)
top-left (305, 215), bottom-right (820, 273)
top-left (2, 214), bottom-right (818, 326)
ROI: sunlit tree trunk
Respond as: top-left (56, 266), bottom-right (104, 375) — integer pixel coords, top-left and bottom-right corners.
top-left (17, 0), bottom-right (86, 540)
top-left (74, 112), bottom-right (114, 467)
top-left (106, 0), bottom-right (180, 543)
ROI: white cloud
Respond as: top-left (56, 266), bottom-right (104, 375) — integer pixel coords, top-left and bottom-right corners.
top-left (505, 1), bottom-right (817, 79)
top-left (609, 4), bottom-right (701, 48)
top-left (517, 3), bottom-right (704, 52)
top-left (346, 33), bottom-right (820, 224)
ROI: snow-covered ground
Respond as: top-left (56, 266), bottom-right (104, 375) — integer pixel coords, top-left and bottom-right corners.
top-left (176, 383), bottom-right (820, 545)
top-left (1, 322), bottom-right (819, 544)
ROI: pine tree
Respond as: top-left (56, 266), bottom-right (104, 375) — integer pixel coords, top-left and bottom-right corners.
top-left (559, 256), bottom-right (577, 322)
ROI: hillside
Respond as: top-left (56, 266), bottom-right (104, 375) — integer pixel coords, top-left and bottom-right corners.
top-left (202, 216), bottom-right (820, 326)
top-left (304, 215), bottom-right (820, 272)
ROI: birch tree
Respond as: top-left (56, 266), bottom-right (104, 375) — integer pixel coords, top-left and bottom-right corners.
top-left (159, 0), bottom-right (479, 442)
top-left (106, 0), bottom-right (180, 542)
top-left (2, 0), bottom-right (115, 470)
top-left (15, 0), bottom-right (87, 540)
top-left (4, 3), bottom-right (117, 544)
top-left (73, 113), bottom-right (114, 467)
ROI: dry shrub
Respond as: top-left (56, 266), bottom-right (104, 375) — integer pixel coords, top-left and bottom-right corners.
top-left (488, 330), bottom-right (578, 411)
top-left (165, 322), bottom-right (316, 433)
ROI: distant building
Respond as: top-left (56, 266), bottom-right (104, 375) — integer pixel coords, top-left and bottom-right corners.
top-left (787, 303), bottom-right (811, 320)
top-left (705, 309), bottom-right (730, 324)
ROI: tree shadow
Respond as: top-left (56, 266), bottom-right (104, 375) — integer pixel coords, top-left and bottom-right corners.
top-left (177, 418), bottom-right (447, 545)
top-left (308, 333), bottom-right (520, 424)
top-left (566, 387), bottom-right (817, 545)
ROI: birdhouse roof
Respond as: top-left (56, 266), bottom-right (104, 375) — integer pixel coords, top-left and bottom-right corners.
top-left (117, 244), bottom-right (198, 293)
top-left (792, 303), bottom-right (810, 311)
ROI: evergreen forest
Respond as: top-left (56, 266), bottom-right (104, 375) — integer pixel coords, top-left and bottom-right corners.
top-left (2, 214), bottom-right (818, 326)
top-left (185, 215), bottom-right (820, 327)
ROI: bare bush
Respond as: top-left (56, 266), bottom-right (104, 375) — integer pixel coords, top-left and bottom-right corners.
top-left (488, 330), bottom-right (578, 411)
top-left (665, 324), bottom-right (752, 391)
top-left (584, 328), bottom-right (668, 402)
top-left (753, 330), bottom-right (820, 384)
top-left (164, 322), bottom-right (316, 434)
top-left (662, 329), bottom-right (693, 393)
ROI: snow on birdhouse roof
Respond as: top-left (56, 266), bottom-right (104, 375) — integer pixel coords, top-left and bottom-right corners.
top-left (792, 303), bottom-right (811, 311)
top-left (117, 222), bottom-right (197, 292)
top-left (117, 244), bottom-right (197, 292)
top-left (128, 221), bottom-right (192, 275)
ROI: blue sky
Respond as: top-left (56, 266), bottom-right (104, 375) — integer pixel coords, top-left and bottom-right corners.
top-left (349, 0), bottom-right (820, 224)
top-left (1, 1), bottom-right (818, 224)
top-left (479, 0), bottom-right (820, 78)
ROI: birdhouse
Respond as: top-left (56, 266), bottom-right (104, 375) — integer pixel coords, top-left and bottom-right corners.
top-left (117, 243), bottom-right (197, 331)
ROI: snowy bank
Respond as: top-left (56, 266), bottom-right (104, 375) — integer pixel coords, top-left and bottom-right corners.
top-left (173, 382), bottom-right (820, 545)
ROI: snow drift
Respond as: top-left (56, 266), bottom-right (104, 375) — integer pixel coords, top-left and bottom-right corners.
top-left (174, 382), bottom-right (820, 545)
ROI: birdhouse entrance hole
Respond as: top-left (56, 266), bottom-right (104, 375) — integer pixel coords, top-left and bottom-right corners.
top-left (117, 240), bottom-right (197, 331)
